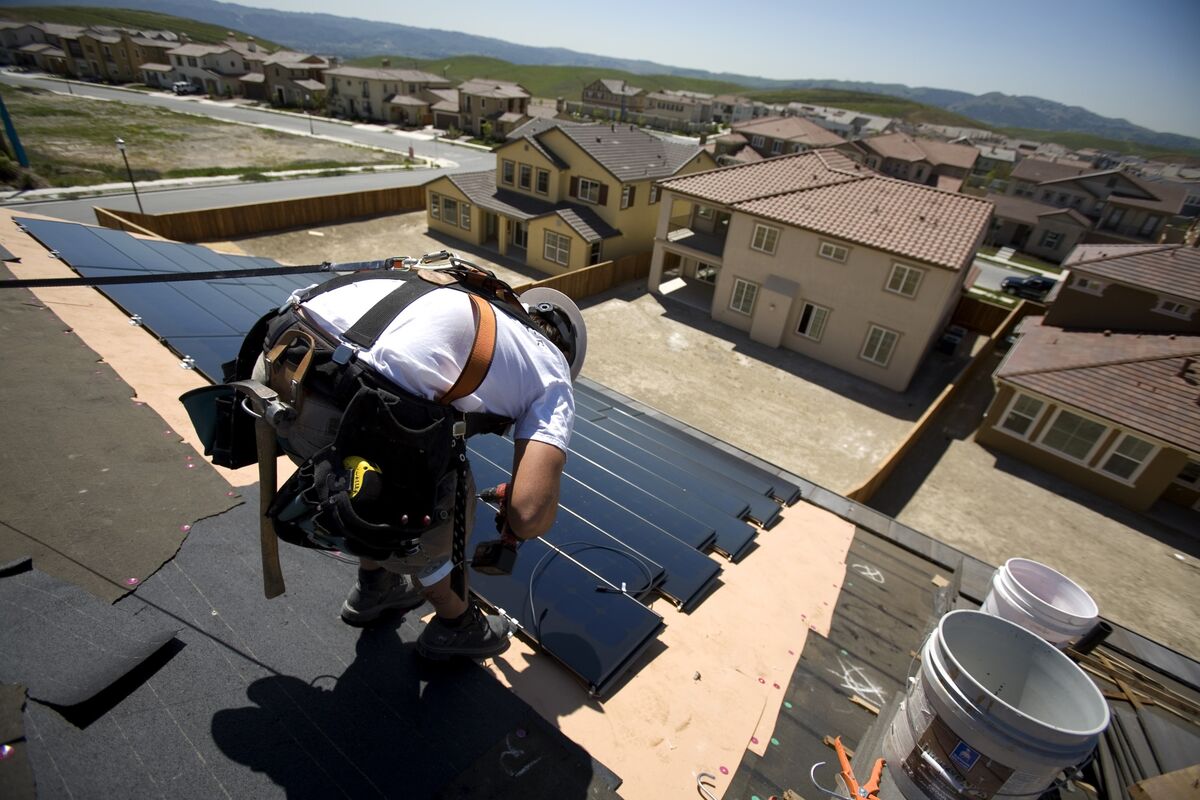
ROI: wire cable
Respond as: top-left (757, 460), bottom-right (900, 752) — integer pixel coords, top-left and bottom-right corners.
top-left (526, 541), bottom-right (656, 641)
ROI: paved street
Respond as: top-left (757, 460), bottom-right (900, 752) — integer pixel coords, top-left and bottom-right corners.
top-left (971, 258), bottom-right (1025, 290)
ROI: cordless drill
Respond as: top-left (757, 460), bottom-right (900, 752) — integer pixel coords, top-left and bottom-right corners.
top-left (471, 482), bottom-right (521, 575)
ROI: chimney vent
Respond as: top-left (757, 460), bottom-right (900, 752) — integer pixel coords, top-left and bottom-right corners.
top-left (381, 58), bottom-right (391, 67)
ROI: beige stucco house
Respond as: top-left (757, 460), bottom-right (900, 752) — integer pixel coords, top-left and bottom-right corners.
top-left (324, 65), bottom-right (451, 124)
top-left (649, 150), bottom-right (993, 391)
top-left (422, 122), bottom-right (715, 274)
top-left (457, 79), bottom-right (530, 138)
top-left (717, 116), bottom-right (845, 164)
top-left (579, 78), bottom-right (646, 121)
top-left (840, 133), bottom-right (979, 192)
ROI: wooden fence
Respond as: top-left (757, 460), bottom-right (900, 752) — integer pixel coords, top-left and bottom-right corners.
top-left (512, 251), bottom-right (653, 301)
top-left (951, 294), bottom-right (1017, 334)
top-left (95, 184), bottom-right (426, 242)
top-left (846, 300), bottom-right (1030, 504)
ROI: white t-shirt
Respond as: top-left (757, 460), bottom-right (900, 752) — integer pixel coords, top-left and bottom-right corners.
top-left (297, 277), bottom-right (575, 453)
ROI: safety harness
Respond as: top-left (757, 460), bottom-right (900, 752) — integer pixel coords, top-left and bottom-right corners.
top-left (205, 261), bottom-right (545, 600)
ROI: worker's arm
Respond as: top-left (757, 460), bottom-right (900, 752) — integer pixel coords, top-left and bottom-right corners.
top-left (505, 438), bottom-right (565, 540)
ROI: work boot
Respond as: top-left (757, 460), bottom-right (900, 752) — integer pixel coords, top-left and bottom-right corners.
top-left (340, 568), bottom-right (425, 626)
top-left (416, 604), bottom-right (514, 660)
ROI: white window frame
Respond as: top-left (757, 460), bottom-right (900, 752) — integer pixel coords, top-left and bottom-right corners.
top-left (885, 262), bottom-right (924, 299)
top-left (996, 392), bottom-right (1045, 439)
top-left (460, 202), bottom-right (471, 230)
top-left (518, 163), bottom-right (532, 190)
top-left (751, 135), bottom-right (764, 148)
top-left (1036, 408), bottom-right (1108, 465)
top-left (429, 191), bottom-right (440, 219)
top-left (860, 325), bottom-right (899, 367)
top-left (1152, 297), bottom-right (1194, 319)
top-left (729, 278), bottom-right (758, 316)
top-left (501, 159), bottom-right (515, 186)
top-left (750, 223), bottom-right (780, 255)
top-left (578, 177), bottom-right (601, 204)
top-left (695, 205), bottom-right (714, 220)
top-left (543, 230), bottom-right (571, 266)
top-left (1174, 460), bottom-right (1200, 489)
top-left (1071, 275), bottom-right (1106, 296)
top-left (695, 262), bottom-right (719, 284)
top-left (796, 301), bottom-right (830, 341)
top-left (621, 185), bottom-right (633, 209)
top-left (771, 140), bottom-right (783, 154)
top-left (1040, 230), bottom-right (1063, 250)
top-left (535, 168), bottom-right (550, 195)
top-left (442, 197), bottom-right (458, 228)
top-left (1098, 432), bottom-right (1157, 484)
top-left (649, 185), bottom-right (660, 204)
top-left (818, 241), bottom-right (849, 263)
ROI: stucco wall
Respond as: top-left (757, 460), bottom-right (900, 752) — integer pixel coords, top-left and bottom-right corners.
top-left (1045, 278), bottom-right (1200, 333)
top-left (527, 216), bottom-right (587, 274)
top-left (424, 178), bottom-right (484, 246)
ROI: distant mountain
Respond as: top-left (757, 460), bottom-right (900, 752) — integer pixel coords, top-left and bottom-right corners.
top-left (4, 0), bottom-right (1197, 151)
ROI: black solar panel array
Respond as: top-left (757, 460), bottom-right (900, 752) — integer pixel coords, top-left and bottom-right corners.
top-left (15, 217), bottom-right (801, 697)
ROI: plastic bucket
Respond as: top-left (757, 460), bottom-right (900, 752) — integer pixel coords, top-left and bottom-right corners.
top-left (981, 558), bottom-right (1099, 647)
top-left (883, 610), bottom-right (1109, 800)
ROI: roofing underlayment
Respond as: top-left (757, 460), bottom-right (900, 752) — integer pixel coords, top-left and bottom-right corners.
top-left (0, 208), bottom-right (1196, 799)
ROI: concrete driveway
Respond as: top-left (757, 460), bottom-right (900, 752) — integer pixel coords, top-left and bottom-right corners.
top-left (870, 351), bottom-right (1200, 659)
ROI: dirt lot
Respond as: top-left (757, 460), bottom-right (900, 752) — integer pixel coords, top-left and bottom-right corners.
top-left (870, 351), bottom-right (1200, 658)
top-left (1, 85), bottom-right (403, 186)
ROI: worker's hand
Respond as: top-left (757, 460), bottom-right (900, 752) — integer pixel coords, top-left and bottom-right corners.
top-left (479, 482), bottom-right (517, 543)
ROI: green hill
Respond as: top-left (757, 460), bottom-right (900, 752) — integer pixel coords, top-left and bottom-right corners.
top-left (0, 5), bottom-right (283, 50)
top-left (741, 88), bottom-right (992, 129)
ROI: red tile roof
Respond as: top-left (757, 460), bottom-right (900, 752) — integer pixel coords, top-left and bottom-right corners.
top-left (660, 150), bottom-right (992, 270)
top-left (985, 193), bottom-right (1091, 227)
top-left (999, 317), bottom-right (1200, 454)
top-left (858, 133), bottom-right (978, 170)
top-left (731, 116), bottom-right (845, 147)
top-left (1065, 244), bottom-right (1200, 303)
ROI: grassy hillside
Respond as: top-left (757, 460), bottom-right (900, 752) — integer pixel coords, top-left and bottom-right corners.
top-left (998, 126), bottom-right (1200, 165)
top-left (349, 54), bottom-right (748, 100)
top-left (742, 88), bottom-right (992, 129)
top-left (0, 5), bottom-right (283, 49)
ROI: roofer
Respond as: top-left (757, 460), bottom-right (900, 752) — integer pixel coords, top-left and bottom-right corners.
top-left (204, 253), bottom-right (584, 661)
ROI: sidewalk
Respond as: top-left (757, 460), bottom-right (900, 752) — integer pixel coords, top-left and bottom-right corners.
top-left (975, 251), bottom-right (1060, 278)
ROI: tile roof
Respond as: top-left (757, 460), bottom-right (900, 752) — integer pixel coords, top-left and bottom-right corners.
top-left (1107, 179), bottom-right (1186, 215)
top-left (1010, 158), bottom-right (1092, 183)
top-left (295, 78), bottom-right (326, 91)
top-left (19, 43), bottom-right (60, 55)
top-left (35, 22), bottom-right (84, 37)
top-left (324, 66), bottom-right (449, 84)
top-left (599, 78), bottom-right (643, 96)
top-left (662, 150), bottom-right (991, 270)
top-left (1065, 244), bottom-right (1200, 302)
top-left (859, 132), bottom-right (979, 169)
top-left (236, 71), bottom-right (265, 83)
top-left (507, 117), bottom-right (582, 141)
top-left (1062, 243), bottom-right (1166, 266)
top-left (440, 170), bottom-right (621, 242)
top-left (169, 43), bottom-right (232, 57)
top-left (731, 116), bottom-right (845, 147)
top-left (548, 123), bottom-right (707, 181)
top-left (985, 193), bottom-right (1091, 227)
top-left (140, 62), bottom-right (174, 72)
top-left (999, 317), bottom-right (1200, 454)
top-left (458, 78), bottom-right (529, 99)
top-left (497, 111), bottom-right (525, 123)
top-left (385, 94), bottom-right (428, 107)
top-left (129, 36), bottom-right (174, 47)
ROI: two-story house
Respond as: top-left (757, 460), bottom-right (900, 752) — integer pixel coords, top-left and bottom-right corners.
top-left (648, 150), bottom-right (993, 391)
top-left (840, 132), bottom-right (979, 192)
top-left (128, 33), bottom-right (179, 89)
top-left (422, 122), bottom-right (716, 274)
top-left (323, 65), bottom-right (451, 124)
top-left (168, 43), bottom-right (248, 96)
top-left (457, 79), bottom-right (530, 138)
top-left (580, 79), bottom-right (646, 122)
top-left (261, 51), bottom-right (328, 108)
top-left (711, 94), bottom-right (762, 125)
top-left (786, 104), bottom-right (896, 140)
top-left (975, 244), bottom-right (1200, 513)
top-left (717, 116), bottom-right (845, 164)
top-left (643, 90), bottom-right (712, 130)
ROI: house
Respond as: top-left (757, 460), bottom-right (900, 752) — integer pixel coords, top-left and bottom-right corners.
top-left (422, 122), bottom-right (715, 273)
top-left (841, 132), bottom-right (979, 192)
top-left (77, 29), bottom-right (130, 82)
top-left (719, 116), bottom-right (845, 162)
top-left (323, 65), bottom-right (451, 124)
top-left (976, 270), bottom-right (1200, 512)
top-left (167, 43), bottom-right (248, 96)
top-left (711, 94), bottom-right (762, 125)
top-left (786, 103), bottom-right (896, 140)
top-left (0, 21), bottom-right (47, 65)
top-left (983, 193), bottom-right (1092, 263)
top-left (128, 34), bottom-right (178, 88)
top-left (643, 90), bottom-right (711, 130)
top-left (457, 79), bottom-right (530, 138)
top-left (261, 51), bottom-right (328, 108)
top-left (648, 150), bottom-right (993, 391)
top-left (580, 78), bottom-right (646, 121)
top-left (972, 144), bottom-right (1017, 177)
top-left (1004, 159), bottom-right (1190, 245)
top-left (16, 42), bottom-right (69, 75)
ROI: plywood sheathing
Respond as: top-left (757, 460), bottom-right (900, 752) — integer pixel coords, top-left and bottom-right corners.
top-left (479, 501), bottom-right (857, 800)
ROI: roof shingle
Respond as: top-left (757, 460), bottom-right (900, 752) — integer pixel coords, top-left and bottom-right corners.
top-left (439, 170), bottom-right (621, 242)
top-left (548, 123), bottom-right (706, 181)
top-left (1066, 244), bottom-right (1200, 303)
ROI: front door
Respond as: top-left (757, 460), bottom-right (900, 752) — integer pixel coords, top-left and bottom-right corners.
top-left (509, 221), bottom-right (528, 250)
top-left (485, 213), bottom-right (498, 244)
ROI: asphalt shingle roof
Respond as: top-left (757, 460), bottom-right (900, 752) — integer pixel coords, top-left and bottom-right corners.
top-left (442, 170), bottom-right (621, 242)
top-left (458, 78), bottom-right (529, 99)
top-left (999, 317), bottom-right (1200, 454)
top-left (1066, 244), bottom-right (1200, 303)
top-left (662, 150), bottom-right (992, 270)
top-left (859, 132), bottom-right (979, 169)
top-left (550, 124), bottom-right (706, 181)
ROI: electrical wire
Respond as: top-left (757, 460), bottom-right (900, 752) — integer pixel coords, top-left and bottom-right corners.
top-left (526, 541), bottom-right (656, 641)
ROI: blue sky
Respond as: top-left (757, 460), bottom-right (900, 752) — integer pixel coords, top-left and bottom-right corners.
top-left (253, 0), bottom-right (1200, 137)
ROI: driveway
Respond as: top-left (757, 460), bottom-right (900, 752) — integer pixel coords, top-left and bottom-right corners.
top-left (869, 350), bottom-right (1200, 659)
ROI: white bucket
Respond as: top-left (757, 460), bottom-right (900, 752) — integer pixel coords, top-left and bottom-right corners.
top-left (981, 558), bottom-right (1099, 647)
top-left (883, 610), bottom-right (1109, 800)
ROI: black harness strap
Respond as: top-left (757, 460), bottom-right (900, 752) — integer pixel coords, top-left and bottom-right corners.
top-left (342, 280), bottom-right (439, 349)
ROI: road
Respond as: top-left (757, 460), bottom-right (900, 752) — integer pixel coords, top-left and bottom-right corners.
top-left (972, 258), bottom-right (1031, 290)
top-left (0, 71), bottom-right (496, 223)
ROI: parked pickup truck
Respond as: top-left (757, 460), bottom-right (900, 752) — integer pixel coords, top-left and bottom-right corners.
top-left (172, 81), bottom-right (202, 95)
top-left (1000, 274), bottom-right (1057, 301)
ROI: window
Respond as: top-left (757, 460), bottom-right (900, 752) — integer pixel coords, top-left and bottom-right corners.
top-left (695, 262), bottom-right (719, 284)
top-left (796, 302), bottom-right (829, 341)
top-left (1140, 215), bottom-right (1162, 237)
top-left (771, 140), bottom-right (783, 154)
top-left (588, 241), bottom-right (602, 265)
top-left (620, 185), bottom-right (636, 209)
top-left (1175, 460), bottom-right (1200, 488)
top-left (886, 263), bottom-right (923, 298)
top-left (1040, 230), bottom-right (1063, 250)
top-left (578, 177), bottom-right (601, 204)
top-left (501, 159), bottom-right (514, 186)
top-left (535, 169), bottom-right (549, 195)
top-left (861, 325), bottom-right (899, 366)
top-left (1104, 208), bottom-right (1125, 229)
top-left (408, 83), bottom-right (416, 94)
top-left (188, 57), bottom-right (198, 67)
top-left (544, 230), bottom-right (571, 266)
top-left (696, 205), bottom-right (714, 220)
top-left (460, 202), bottom-right (471, 230)
top-left (818, 242), bottom-right (848, 263)
top-left (729, 278), bottom-right (758, 315)
top-left (751, 135), bottom-right (765, 148)
top-left (1072, 276), bottom-right (1105, 295)
top-left (649, 185), bottom-right (660, 204)
top-left (750, 223), bottom-right (779, 255)
top-left (1153, 298), bottom-right (1193, 319)
top-left (518, 164), bottom-right (532, 190)
top-left (429, 192), bottom-right (440, 219)
top-left (1040, 410), bottom-right (1106, 462)
top-left (999, 394), bottom-right (1043, 437)
top-left (1101, 434), bottom-right (1154, 481)
top-left (442, 197), bottom-right (458, 227)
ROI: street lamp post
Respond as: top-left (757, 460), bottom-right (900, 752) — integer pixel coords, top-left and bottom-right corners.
top-left (114, 137), bottom-right (143, 214)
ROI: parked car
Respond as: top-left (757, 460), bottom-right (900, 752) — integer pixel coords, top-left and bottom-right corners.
top-left (1000, 274), bottom-right (1056, 301)
top-left (172, 81), bottom-right (201, 95)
